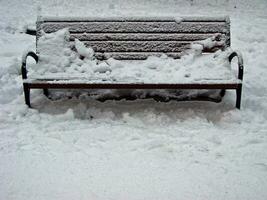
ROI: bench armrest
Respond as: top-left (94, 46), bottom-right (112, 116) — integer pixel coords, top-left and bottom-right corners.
top-left (228, 51), bottom-right (244, 81)
top-left (21, 51), bottom-right (38, 79)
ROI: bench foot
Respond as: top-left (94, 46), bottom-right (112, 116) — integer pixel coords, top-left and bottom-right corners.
top-left (236, 85), bottom-right (242, 109)
top-left (43, 89), bottom-right (49, 97)
top-left (23, 83), bottom-right (31, 108)
top-left (220, 89), bottom-right (226, 97)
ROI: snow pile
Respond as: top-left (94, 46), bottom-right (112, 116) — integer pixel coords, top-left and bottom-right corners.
top-left (30, 29), bottom-right (235, 84)
top-left (34, 29), bottom-right (97, 76)
top-left (37, 29), bottom-right (71, 73)
top-left (36, 29), bottom-right (85, 74)
top-left (74, 39), bottom-right (94, 59)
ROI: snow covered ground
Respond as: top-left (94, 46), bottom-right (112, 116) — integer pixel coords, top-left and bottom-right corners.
top-left (0, 0), bottom-right (267, 199)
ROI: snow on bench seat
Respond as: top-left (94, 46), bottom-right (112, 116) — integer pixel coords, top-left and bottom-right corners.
top-left (26, 28), bottom-right (236, 85)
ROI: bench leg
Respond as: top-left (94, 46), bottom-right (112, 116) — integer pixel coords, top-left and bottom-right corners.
top-left (43, 88), bottom-right (49, 97)
top-left (236, 85), bottom-right (242, 109)
top-left (23, 83), bottom-right (31, 108)
top-left (220, 89), bottom-right (226, 97)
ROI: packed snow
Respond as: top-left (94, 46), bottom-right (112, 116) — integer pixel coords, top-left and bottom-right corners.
top-left (0, 0), bottom-right (267, 200)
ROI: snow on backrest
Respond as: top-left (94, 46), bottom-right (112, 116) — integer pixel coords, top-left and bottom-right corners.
top-left (36, 16), bottom-right (230, 60)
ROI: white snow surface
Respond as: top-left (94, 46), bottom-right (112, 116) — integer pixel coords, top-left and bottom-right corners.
top-left (1, 1), bottom-right (267, 200)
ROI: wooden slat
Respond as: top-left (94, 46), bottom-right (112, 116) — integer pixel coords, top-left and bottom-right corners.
top-left (27, 82), bottom-right (240, 89)
top-left (39, 21), bottom-right (229, 34)
top-left (40, 16), bottom-right (230, 22)
top-left (79, 41), bottom-right (225, 53)
top-left (94, 52), bottom-right (182, 60)
top-left (81, 41), bottom-right (190, 52)
top-left (94, 51), bottom-right (229, 60)
top-left (69, 33), bottom-right (219, 41)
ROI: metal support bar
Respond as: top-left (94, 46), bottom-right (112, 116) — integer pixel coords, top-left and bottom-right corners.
top-left (228, 51), bottom-right (244, 81)
top-left (236, 85), bottom-right (242, 109)
top-left (220, 89), bottom-right (226, 97)
top-left (43, 89), bottom-right (49, 97)
top-left (21, 51), bottom-right (38, 79)
top-left (21, 51), bottom-right (38, 107)
top-left (23, 83), bottom-right (31, 107)
top-left (229, 51), bottom-right (244, 109)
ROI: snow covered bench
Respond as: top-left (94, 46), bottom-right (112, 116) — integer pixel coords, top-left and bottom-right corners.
top-left (22, 16), bottom-right (243, 108)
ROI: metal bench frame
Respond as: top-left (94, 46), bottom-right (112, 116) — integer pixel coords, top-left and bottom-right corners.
top-left (22, 16), bottom-right (243, 108)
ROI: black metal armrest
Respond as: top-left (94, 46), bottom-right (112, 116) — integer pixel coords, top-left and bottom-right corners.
top-left (228, 51), bottom-right (244, 81)
top-left (21, 51), bottom-right (38, 79)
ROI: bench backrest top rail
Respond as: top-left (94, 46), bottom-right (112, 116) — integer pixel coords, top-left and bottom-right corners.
top-left (36, 16), bottom-right (230, 60)
top-left (38, 16), bottom-right (230, 22)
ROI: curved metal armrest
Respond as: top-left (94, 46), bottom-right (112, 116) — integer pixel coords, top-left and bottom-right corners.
top-left (228, 51), bottom-right (244, 81)
top-left (21, 51), bottom-right (38, 79)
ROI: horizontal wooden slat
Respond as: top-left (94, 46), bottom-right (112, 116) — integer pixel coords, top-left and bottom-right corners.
top-left (94, 52), bottom-right (182, 60)
top-left (81, 41), bottom-right (190, 52)
top-left (94, 51), bottom-right (229, 60)
top-left (26, 82), bottom-right (240, 89)
top-left (40, 16), bottom-right (230, 22)
top-left (39, 21), bottom-right (228, 34)
top-left (79, 41), bottom-right (225, 53)
top-left (69, 33), bottom-right (219, 41)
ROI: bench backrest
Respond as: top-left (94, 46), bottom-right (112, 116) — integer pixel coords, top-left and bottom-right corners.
top-left (36, 16), bottom-right (230, 60)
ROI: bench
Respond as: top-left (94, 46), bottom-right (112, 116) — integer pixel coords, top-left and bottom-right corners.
top-left (21, 16), bottom-right (243, 108)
